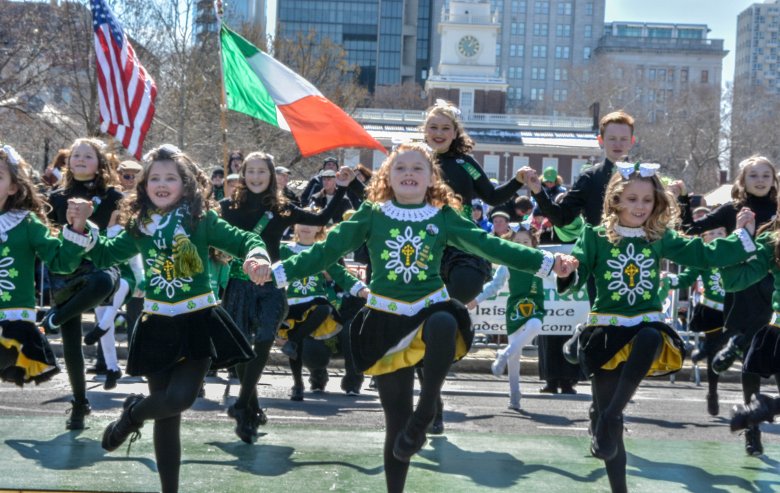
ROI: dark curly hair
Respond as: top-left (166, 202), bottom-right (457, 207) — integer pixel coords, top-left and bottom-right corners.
top-left (120, 145), bottom-right (208, 234)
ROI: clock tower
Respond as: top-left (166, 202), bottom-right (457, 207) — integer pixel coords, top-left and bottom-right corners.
top-left (425, 0), bottom-right (507, 114)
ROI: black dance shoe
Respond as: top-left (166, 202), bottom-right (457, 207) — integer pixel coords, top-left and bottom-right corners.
top-left (731, 394), bottom-right (776, 432)
top-left (102, 394), bottom-right (144, 452)
top-left (744, 425), bottom-right (763, 457)
top-left (393, 419), bottom-right (427, 463)
top-left (427, 411), bottom-right (444, 435)
top-left (83, 326), bottom-right (109, 345)
top-left (227, 404), bottom-right (257, 444)
top-left (590, 414), bottom-right (622, 461)
top-left (706, 392), bottom-right (719, 417)
top-left (290, 385), bottom-right (304, 401)
top-left (562, 324), bottom-right (583, 365)
top-left (65, 399), bottom-right (91, 430)
top-left (712, 336), bottom-right (743, 374)
top-left (103, 369), bottom-right (122, 390)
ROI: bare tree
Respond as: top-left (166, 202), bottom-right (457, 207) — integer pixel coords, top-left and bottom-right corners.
top-left (370, 81), bottom-right (428, 110)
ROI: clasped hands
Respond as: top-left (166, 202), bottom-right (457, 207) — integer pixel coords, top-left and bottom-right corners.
top-left (553, 253), bottom-right (579, 278)
top-left (65, 198), bottom-right (92, 233)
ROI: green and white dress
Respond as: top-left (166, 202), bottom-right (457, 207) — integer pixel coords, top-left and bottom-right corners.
top-left (88, 208), bottom-right (269, 375)
top-left (0, 211), bottom-right (94, 385)
top-left (660, 266), bottom-right (724, 334)
top-left (561, 223), bottom-right (756, 377)
top-left (272, 200), bottom-right (556, 376)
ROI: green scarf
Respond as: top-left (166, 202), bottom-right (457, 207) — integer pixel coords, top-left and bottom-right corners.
top-left (146, 207), bottom-right (203, 278)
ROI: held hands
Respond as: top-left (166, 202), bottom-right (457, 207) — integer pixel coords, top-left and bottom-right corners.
top-left (552, 253), bottom-right (579, 278)
top-left (667, 180), bottom-right (688, 198)
top-left (736, 207), bottom-right (756, 236)
top-left (66, 198), bottom-right (92, 233)
top-left (518, 166), bottom-right (542, 194)
top-left (336, 166), bottom-right (356, 187)
top-left (357, 288), bottom-right (369, 299)
top-left (466, 300), bottom-right (477, 310)
top-left (243, 258), bottom-right (272, 285)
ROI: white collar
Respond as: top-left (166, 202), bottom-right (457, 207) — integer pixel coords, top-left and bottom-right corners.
top-left (613, 224), bottom-right (646, 238)
top-left (380, 201), bottom-right (439, 222)
top-left (0, 210), bottom-right (29, 242)
top-left (288, 242), bottom-right (311, 253)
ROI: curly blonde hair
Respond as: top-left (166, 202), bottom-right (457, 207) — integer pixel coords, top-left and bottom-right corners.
top-left (731, 155), bottom-right (778, 207)
top-left (421, 101), bottom-right (475, 155)
top-left (366, 142), bottom-right (462, 210)
top-left (601, 169), bottom-right (679, 245)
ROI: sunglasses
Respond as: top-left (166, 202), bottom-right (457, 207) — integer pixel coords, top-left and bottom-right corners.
top-left (122, 174), bottom-right (137, 180)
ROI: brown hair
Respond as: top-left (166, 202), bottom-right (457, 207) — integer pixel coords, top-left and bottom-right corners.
top-left (293, 211), bottom-right (327, 243)
top-left (501, 225), bottom-right (539, 248)
top-left (366, 142), bottom-right (462, 210)
top-left (599, 110), bottom-right (635, 137)
top-left (730, 155), bottom-right (778, 207)
top-left (422, 101), bottom-right (475, 155)
top-left (61, 138), bottom-right (117, 193)
top-left (0, 148), bottom-right (49, 223)
top-left (121, 145), bottom-right (208, 233)
top-left (601, 166), bottom-right (678, 244)
top-left (354, 163), bottom-right (373, 182)
top-left (230, 151), bottom-right (288, 212)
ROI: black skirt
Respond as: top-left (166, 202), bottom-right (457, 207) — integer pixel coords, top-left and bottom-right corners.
top-left (743, 324), bottom-right (780, 378)
top-left (688, 303), bottom-right (724, 333)
top-left (221, 279), bottom-right (288, 343)
top-left (350, 299), bottom-right (473, 374)
top-left (440, 246), bottom-right (493, 284)
top-left (577, 322), bottom-right (686, 377)
top-left (126, 306), bottom-right (255, 376)
top-left (0, 320), bottom-right (60, 386)
top-left (49, 261), bottom-right (120, 307)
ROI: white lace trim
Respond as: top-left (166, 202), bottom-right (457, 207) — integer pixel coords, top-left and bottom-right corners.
top-left (287, 242), bottom-right (311, 254)
top-left (379, 201), bottom-right (439, 222)
top-left (272, 261), bottom-right (288, 288)
top-left (62, 222), bottom-right (99, 251)
top-left (535, 250), bottom-right (556, 278)
top-left (733, 228), bottom-right (756, 253)
top-left (613, 224), bottom-right (646, 238)
top-left (0, 210), bottom-right (28, 242)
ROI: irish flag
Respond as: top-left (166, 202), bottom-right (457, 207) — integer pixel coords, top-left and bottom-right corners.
top-left (220, 26), bottom-right (386, 157)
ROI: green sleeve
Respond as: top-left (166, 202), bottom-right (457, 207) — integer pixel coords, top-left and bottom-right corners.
top-left (443, 207), bottom-right (552, 277)
top-left (720, 232), bottom-right (774, 292)
top-left (325, 261), bottom-right (364, 295)
top-left (28, 216), bottom-right (86, 274)
top-left (87, 229), bottom-right (141, 269)
top-left (204, 210), bottom-right (268, 260)
top-left (277, 202), bottom-right (372, 284)
top-left (661, 228), bottom-right (756, 269)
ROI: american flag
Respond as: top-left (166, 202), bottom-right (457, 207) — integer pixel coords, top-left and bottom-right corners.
top-left (91, 0), bottom-right (157, 159)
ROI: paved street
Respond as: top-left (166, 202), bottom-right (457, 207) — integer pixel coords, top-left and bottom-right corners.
top-left (0, 360), bottom-right (778, 493)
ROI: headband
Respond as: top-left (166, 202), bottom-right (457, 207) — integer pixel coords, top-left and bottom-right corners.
top-left (1, 145), bottom-right (21, 166)
top-left (616, 161), bottom-right (660, 180)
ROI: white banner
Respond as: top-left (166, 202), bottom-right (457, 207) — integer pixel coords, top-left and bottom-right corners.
top-left (469, 244), bottom-right (590, 335)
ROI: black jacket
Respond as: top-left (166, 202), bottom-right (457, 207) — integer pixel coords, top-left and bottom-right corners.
top-left (532, 159), bottom-right (614, 227)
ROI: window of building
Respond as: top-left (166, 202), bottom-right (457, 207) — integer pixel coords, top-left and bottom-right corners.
top-left (511, 22), bottom-right (526, 35)
top-left (585, 2), bottom-right (594, 16)
top-left (553, 89), bottom-right (568, 101)
top-left (530, 88), bottom-right (545, 100)
top-left (681, 68), bottom-right (689, 82)
top-left (583, 47), bottom-right (591, 59)
top-left (555, 46), bottom-right (570, 58)
top-left (554, 67), bottom-right (568, 80)
top-left (512, 156), bottom-right (530, 175)
top-left (648, 68), bottom-right (656, 80)
top-left (571, 158), bottom-right (589, 183)
top-left (483, 155), bottom-right (500, 179)
top-left (510, 44), bottom-right (518, 57)
top-left (531, 67), bottom-right (546, 80)
top-left (584, 25), bottom-right (592, 38)
top-left (534, 1), bottom-right (549, 15)
top-left (678, 28), bottom-right (704, 39)
top-left (511, 1), bottom-right (528, 14)
top-left (532, 45), bottom-right (547, 58)
top-left (648, 27), bottom-right (673, 38)
top-left (636, 67), bottom-right (644, 79)
top-left (557, 2), bottom-right (572, 15)
top-left (658, 68), bottom-right (667, 81)
top-left (533, 23), bottom-right (549, 36)
top-left (668, 68), bottom-right (675, 82)
top-left (556, 24), bottom-right (571, 37)
top-left (617, 25), bottom-right (642, 37)
top-left (701, 70), bottom-right (709, 83)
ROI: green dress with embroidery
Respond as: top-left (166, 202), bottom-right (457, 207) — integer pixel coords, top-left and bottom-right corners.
top-left (565, 224), bottom-right (755, 323)
top-left (280, 242), bottom-right (364, 306)
top-left (503, 270), bottom-right (545, 335)
top-left (659, 267), bottom-right (725, 309)
top-left (88, 209), bottom-right (268, 315)
top-left (274, 201), bottom-right (555, 307)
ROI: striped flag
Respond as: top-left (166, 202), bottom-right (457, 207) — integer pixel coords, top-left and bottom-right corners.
top-left (220, 25), bottom-right (385, 157)
top-left (91, 0), bottom-right (157, 159)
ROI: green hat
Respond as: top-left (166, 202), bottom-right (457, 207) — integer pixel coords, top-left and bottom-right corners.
top-left (543, 167), bottom-right (558, 182)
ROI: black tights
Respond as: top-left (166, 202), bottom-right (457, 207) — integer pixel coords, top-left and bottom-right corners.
top-left (55, 271), bottom-right (115, 403)
top-left (591, 326), bottom-right (663, 493)
top-left (235, 340), bottom-right (274, 410)
top-left (703, 330), bottom-right (726, 396)
top-left (130, 358), bottom-right (210, 493)
top-left (288, 305), bottom-right (331, 387)
top-left (446, 265), bottom-right (485, 304)
top-left (741, 372), bottom-right (780, 405)
top-left (376, 311), bottom-right (457, 493)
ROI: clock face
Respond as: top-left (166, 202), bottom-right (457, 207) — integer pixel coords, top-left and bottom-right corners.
top-left (457, 35), bottom-right (481, 57)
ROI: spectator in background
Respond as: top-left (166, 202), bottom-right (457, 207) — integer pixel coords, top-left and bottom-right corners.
top-left (117, 160), bottom-right (142, 192)
top-left (490, 210), bottom-right (512, 237)
top-left (210, 167), bottom-right (225, 201)
top-left (472, 201), bottom-right (492, 232)
top-left (513, 196), bottom-right (534, 223)
top-left (310, 169), bottom-right (353, 224)
top-left (227, 150), bottom-right (244, 175)
top-left (692, 206), bottom-right (711, 222)
top-left (42, 149), bottom-right (69, 189)
top-left (301, 156), bottom-right (340, 205)
top-left (224, 173), bottom-right (240, 200)
top-left (275, 166), bottom-right (300, 206)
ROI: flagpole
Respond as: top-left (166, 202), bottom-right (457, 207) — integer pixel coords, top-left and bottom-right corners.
top-left (215, 0), bottom-right (229, 174)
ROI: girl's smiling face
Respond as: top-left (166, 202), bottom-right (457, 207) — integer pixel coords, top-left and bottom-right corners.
top-left (146, 160), bottom-right (183, 210)
top-left (68, 143), bottom-right (99, 180)
top-left (424, 114), bottom-right (457, 154)
top-left (243, 158), bottom-right (272, 194)
top-left (389, 150), bottom-right (432, 204)
top-left (743, 162), bottom-right (774, 197)
top-left (617, 179), bottom-right (655, 228)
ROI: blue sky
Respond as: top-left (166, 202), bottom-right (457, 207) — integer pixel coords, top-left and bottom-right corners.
top-left (605, 0), bottom-right (756, 83)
